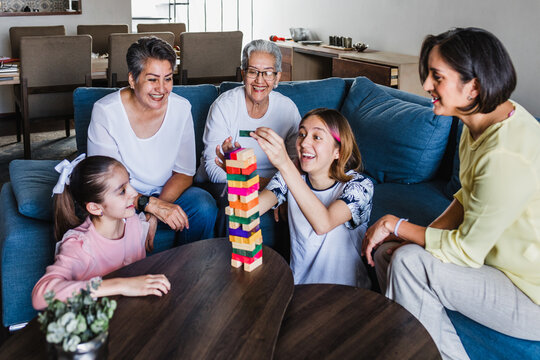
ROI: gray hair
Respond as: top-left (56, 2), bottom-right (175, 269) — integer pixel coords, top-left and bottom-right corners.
top-left (126, 36), bottom-right (176, 82)
top-left (241, 39), bottom-right (282, 72)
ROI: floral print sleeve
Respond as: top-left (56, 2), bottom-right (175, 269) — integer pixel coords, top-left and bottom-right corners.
top-left (339, 171), bottom-right (374, 229)
top-left (266, 171), bottom-right (288, 209)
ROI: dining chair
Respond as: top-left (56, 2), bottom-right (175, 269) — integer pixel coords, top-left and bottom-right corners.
top-left (137, 23), bottom-right (186, 48)
top-left (77, 24), bottom-right (129, 56)
top-left (9, 25), bottom-right (66, 142)
top-left (179, 31), bottom-right (243, 85)
top-left (108, 32), bottom-right (175, 87)
top-left (19, 35), bottom-right (92, 159)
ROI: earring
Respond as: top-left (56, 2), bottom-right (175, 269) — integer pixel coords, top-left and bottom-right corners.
top-left (467, 96), bottom-right (473, 101)
top-left (100, 211), bottom-right (103, 217)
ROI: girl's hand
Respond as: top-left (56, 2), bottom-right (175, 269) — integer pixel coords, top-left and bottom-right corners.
top-left (215, 136), bottom-right (241, 171)
top-left (120, 274), bottom-right (171, 297)
top-left (147, 197), bottom-right (189, 231)
top-left (361, 215), bottom-right (396, 267)
top-left (251, 127), bottom-right (290, 170)
top-left (145, 213), bottom-right (158, 252)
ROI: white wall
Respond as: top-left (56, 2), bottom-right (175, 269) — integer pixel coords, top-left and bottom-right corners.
top-left (0, 0), bottom-right (131, 114)
top-left (252, 0), bottom-right (540, 117)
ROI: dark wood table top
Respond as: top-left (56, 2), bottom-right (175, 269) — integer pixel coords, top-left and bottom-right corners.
top-left (0, 238), bottom-right (295, 359)
top-left (274, 284), bottom-right (441, 360)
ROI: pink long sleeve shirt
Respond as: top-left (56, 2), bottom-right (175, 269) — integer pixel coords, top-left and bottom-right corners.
top-left (32, 214), bottom-right (147, 310)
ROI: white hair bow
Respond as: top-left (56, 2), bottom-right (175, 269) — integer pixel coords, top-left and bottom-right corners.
top-left (52, 153), bottom-right (86, 196)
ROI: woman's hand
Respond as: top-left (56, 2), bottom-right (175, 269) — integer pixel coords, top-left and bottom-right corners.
top-left (251, 127), bottom-right (291, 171)
top-left (145, 213), bottom-right (158, 252)
top-left (146, 197), bottom-right (189, 231)
top-left (215, 136), bottom-right (241, 172)
top-left (118, 275), bottom-right (171, 297)
top-left (362, 215), bottom-right (396, 267)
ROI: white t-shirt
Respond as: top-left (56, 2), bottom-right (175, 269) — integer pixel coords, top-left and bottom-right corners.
top-left (198, 86), bottom-right (301, 183)
top-left (267, 170), bottom-right (374, 288)
top-left (87, 90), bottom-right (196, 195)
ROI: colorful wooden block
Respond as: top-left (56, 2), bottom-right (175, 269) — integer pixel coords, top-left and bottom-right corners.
top-left (234, 204), bottom-right (259, 218)
top-left (227, 175), bottom-right (260, 189)
top-left (231, 241), bottom-right (257, 251)
top-left (228, 193), bottom-right (239, 202)
top-left (227, 171), bottom-right (258, 182)
top-left (229, 225), bottom-right (260, 238)
top-left (236, 148), bottom-right (255, 161)
top-left (229, 212), bottom-right (260, 224)
top-left (228, 183), bottom-right (259, 196)
top-left (244, 256), bottom-right (263, 272)
top-left (231, 259), bottom-right (243, 268)
top-left (242, 217), bottom-right (260, 231)
top-left (226, 166), bottom-right (241, 174)
top-left (224, 147), bottom-right (242, 160)
top-left (224, 206), bottom-right (234, 216)
top-left (240, 192), bottom-right (258, 203)
top-left (225, 156), bottom-right (256, 169)
top-left (231, 249), bottom-right (263, 264)
top-left (242, 163), bottom-right (257, 175)
top-left (229, 229), bottom-right (262, 245)
top-left (239, 130), bottom-right (254, 137)
top-left (232, 244), bottom-right (262, 257)
top-left (229, 221), bottom-right (241, 229)
top-left (229, 197), bottom-right (259, 211)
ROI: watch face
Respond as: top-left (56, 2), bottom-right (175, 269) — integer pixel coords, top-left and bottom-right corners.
top-left (138, 196), bottom-right (149, 211)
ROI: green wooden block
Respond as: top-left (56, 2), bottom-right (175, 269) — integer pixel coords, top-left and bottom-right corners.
top-left (232, 244), bottom-right (262, 257)
top-left (226, 171), bottom-right (258, 181)
top-left (239, 130), bottom-right (254, 137)
top-left (229, 212), bottom-right (260, 224)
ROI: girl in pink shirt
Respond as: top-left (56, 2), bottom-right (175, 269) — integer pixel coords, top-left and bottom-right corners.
top-left (32, 155), bottom-right (170, 310)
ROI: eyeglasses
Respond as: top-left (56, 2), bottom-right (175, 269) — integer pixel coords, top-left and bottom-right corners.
top-left (245, 68), bottom-right (277, 81)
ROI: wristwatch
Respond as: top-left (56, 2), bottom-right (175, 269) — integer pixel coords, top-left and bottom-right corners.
top-left (137, 195), bottom-right (150, 212)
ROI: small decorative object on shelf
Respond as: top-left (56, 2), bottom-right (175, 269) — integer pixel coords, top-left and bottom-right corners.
top-left (353, 42), bottom-right (369, 52)
top-left (37, 278), bottom-right (116, 360)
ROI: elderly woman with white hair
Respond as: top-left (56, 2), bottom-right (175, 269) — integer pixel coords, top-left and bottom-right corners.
top-left (196, 39), bottom-right (301, 249)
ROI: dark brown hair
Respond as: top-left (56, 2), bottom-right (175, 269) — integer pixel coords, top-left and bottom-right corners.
top-left (300, 108), bottom-right (363, 182)
top-left (53, 156), bottom-right (124, 241)
top-left (419, 27), bottom-right (516, 114)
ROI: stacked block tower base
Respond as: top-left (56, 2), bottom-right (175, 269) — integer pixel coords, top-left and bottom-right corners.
top-left (225, 147), bottom-right (263, 272)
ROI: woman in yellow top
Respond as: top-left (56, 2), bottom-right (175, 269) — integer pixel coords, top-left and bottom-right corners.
top-left (362, 27), bottom-right (540, 360)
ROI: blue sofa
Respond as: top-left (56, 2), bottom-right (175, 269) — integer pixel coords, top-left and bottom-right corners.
top-left (1, 76), bottom-right (538, 359)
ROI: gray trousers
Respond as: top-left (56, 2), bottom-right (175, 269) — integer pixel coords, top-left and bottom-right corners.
top-left (374, 242), bottom-right (540, 360)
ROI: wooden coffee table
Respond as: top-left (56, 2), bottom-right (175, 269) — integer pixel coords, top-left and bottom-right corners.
top-left (0, 238), bottom-right (294, 359)
top-left (274, 284), bottom-right (441, 359)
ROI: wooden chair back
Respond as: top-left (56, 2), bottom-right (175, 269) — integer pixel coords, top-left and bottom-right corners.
top-left (19, 35), bottom-right (92, 158)
top-left (179, 31), bottom-right (243, 84)
top-left (108, 32), bottom-right (175, 87)
top-left (137, 23), bottom-right (186, 48)
top-left (9, 25), bottom-right (65, 58)
top-left (77, 24), bottom-right (129, 55)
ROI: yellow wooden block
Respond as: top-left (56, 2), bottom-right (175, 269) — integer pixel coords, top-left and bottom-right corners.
top-left (231, 242), bottom-right (257, 251)
top-left (227, 175), bottom-right (259, 189)
top-left (228, 193), bottom-right (239, 202)
top-left (242, 217), bottom-right (260, 231)
top-left (229, 229), bottom-right (262, 245)
top-left (225, 206), bottom-right (234, 216)
top-left (229, 221), bottom-right (240, 229)
top-left (244, 256), bottom-right (263, 272)
top-left (240, 192), bottom-right (258, 203)
top-left (236, 148), bottom-right (255, 161)
top-left (231, 259), bottom-right (243, 268)
top-left (234, 204), bottom-right (259, 218)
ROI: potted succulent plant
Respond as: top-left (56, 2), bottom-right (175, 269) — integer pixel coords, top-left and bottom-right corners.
top-left (37, 278), bottom-right (117, 359)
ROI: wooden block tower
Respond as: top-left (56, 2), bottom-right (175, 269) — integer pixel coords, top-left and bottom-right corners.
top-left (225, 148), bottom-right (263, 272)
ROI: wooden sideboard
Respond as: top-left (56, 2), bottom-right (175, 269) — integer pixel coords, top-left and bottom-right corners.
top-left (277, 41), bottom-right (426, 97)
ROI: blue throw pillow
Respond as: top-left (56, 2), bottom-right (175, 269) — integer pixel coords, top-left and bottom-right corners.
top-left (220, 78), bottom-right (347, 116)
top-left (9, 159), bottom-right (60, 221)
top-left (341, 77), bottom-right (453, 184)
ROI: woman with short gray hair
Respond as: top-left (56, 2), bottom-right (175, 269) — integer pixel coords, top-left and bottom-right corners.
top-left (88, 36), bottom-right (217, 252)
top-left (196, 39), bottom-right (300, 248)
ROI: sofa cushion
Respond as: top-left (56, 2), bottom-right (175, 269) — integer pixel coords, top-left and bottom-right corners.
top-left (9, 159), bottom-right (60, 221)
top-left (220, 77), bottom-right (347, 116)
top-left (370, 181), bottom-right (451, 226)
top-left (341, 77), bottom-right (453, 184)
